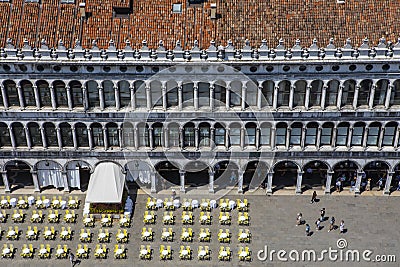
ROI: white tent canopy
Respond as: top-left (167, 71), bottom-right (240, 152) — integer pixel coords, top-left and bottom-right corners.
top-left (85, 162), bottom-right (125, 203)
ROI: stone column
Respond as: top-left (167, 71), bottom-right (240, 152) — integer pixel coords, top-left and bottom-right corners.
top-left (24, 126), bottom-right (32, 149)
top-left (87, 126), bottom-right (93, 150)
top-left (225, 85), bottom-right (230, 110)
top-left (384, 171), bottom-right (394, 195)
top-left (352, 85), bottom-right (360, 109)
top-left (304, 85), bottom-right (311, 110)
top-left (241, 85), bottom-right (247, 110)
top-left (103, 127), bottom-right (108, 150)
top-left (237, 170), bottom-right (244, 193)
top-left (384, 85), bottom-right (393, 109)
top-left (118, 127), bottom-right (123, 149)
top-left (40, 126), bottom-right (47, 149)
top-left (130, 86), bottom-right (136, 110)
top-left (134, 127), bottom-right (139, 150)
top-left (1, 85), bottom-right (9, 109)
top-left (257, 85), bottom-right (262, 110)
top-left (8, 126), bottom-right (16, 149)
top-left (325, 171), bottom-right (334, 194)
top-left (49, 86), bottom-right (57, 110)
top-left (225, 128), bottom-right (230, 151)
top-left (354, 170), bottom-right (363, 195)
top-left (178, 84), bottom-right (183, 111)
top-left (31, 170), bottom-right (40, 192)
top-left (194, 127), bottom-right (199, 150)
top-left (362, 127), bottom-right (369, 149)
top-left (378, 127), bottom-right (385, 150)
top-left (162, 84), bottom-right (167, 111)
top-left (148, 127), bottom-right (154, 150)
top-left (255, 127), bottom-right (260, 150)
top-left (62, 171), bottom-right (69, 192)
top-left (394, 128), bottom-right (400, 149)
top-left (316, 126), bottom-right (322, 149)
top-left (150, 171), bottom-right (156, 193)
top-left (240, 127), bottom-right (245, 150)
top-left (146, 84), bottom-right (152, 110)
top-left (33, 85), bottom-right (40, 109)
top-left (209, 84), bottom-right (215, 110)
top-left (208, 126), bottom-right (214, 149)
top-left (1, 171), bottom-right (10, 192)
top-left (179, 126), bottom-right (184, 149)
top-left (72, 127), bottom-right (78, 150)
top-left (300, 127), bottom-right (306, 149)
top-left (286, 128), bottom-right (291, 150)
top-left (164, 127), bottom-right (169, 150)
top-left (56, 127), bottom-right (62, 150)
top-left (288, 86), bottom-right (294, 110)
top-left (266, 172), bottom-right (273, 194)
top-left (81, 85), bottom-right (88, 111)
top-left (193, 83), bottom-right (199, 110)
top-left (295, 171), bottom-right (303, 194)
top-left (336, 85), bottom-right (343, 109)
top-left (368, 85), bottom-right (376, 109)
top-left (179, 170), bottom-right (185, 192)
top-left (208, 170), bottom-right (214, 193)
top-left (270, 127), bottom-right (276, 150)
top-left (17, 85), bottom-right (24, 109)
top-left (331, 126), bottom-right (337, 148)
top-left (320, 85), bottom-right (327, 110)
top-left (66, 86), bottom-right (73, 111)
top-left (347, 127), bottom-right (353, 149)
top-left (98, 86), bottom-right (105, 111)
top-left (113, 86), bottom-right (120, 110)
top-left (273, 86), bottom-right (278, 109)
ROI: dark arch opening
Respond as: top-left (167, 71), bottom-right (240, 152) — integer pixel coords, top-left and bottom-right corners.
top-left (332, 160), bottom-right (358, 192)
top-left (6, 161), bottom-right (33, 192)
top-left (185, 161), bottom-right (209, 187)
top-left (363, 161), bottom-right (389, 191)
top-left (302, 161), bottom-right (329, 191)
top-left (243, 161), bottom-right (268, 192)
top-left (272, 161), bottom-right (298, 192)
top-left (156, 161), bottom-right (180, 187)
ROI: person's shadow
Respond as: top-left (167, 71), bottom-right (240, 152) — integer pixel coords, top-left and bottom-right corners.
top-left (72, 259), bottom-right (81, 266)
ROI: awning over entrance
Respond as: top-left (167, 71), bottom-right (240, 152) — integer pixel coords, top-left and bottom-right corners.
top-left (85, 163), bottom-right (125, 203)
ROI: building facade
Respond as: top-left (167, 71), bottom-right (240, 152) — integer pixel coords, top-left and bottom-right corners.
top-left (0, 37), bottom-right (400, 195)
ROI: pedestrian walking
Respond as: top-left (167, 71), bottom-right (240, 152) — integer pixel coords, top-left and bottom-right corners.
top-left (171, 189), bottom-right (176, 200)
top-left (310, 191), bottom-right (317, 204)
top-left (320, 208), bottom-right (325, 221)
top-left (328, 216), bottom-right (335, 232)
top-left (296, 213), bottom-right (303, 226)
top-left (305, 224), bottom-right (311, 236)
top-left (336, 180), bottom-right (341, 192)
top-left (339, 220), bottom-right (345, 234)
top-left (315, 219), bottom-right (321, 230)
top-left (69, 252), bottom-right (75, 267)
top-left (377, 177), bottom-right (384, 191)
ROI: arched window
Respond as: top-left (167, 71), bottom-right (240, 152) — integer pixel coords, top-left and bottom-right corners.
top-left (87, 80), bottom-right (99, 108)
top-left (106, 123), bottom-right (119, 147)
top-left (12, 122), bottom-right (27, 147)
top-left (229, 81), bottom-right (241, 107)
top-left (260, 123), bottom-right (271, 146)
top-left (293, 80), bottom-right (306, 108)
top-left (261, 80), bottom-right (274, 107)
top-left (341, 80), bottom-right (356, 107)
top-left (277, 80), bottom-right (290, 107)
top-left (214, 81), bottom-right (226, 107)
top-left (28, 122), bottom-right (42, 147)
top-left (214, 123), bottom-right (225, 146)
top-left (325, 80), bottom-right (339, 107)
top-left (320, 122), bottom-right (333, 146)
top-left (122, 123), bottom-right (134, 147)
top-left (310, 80), bottom-right (323, 107)
top-left (367, 122), bottom-right (381, 147)
top-left (275, 123), bottom-right (287, 146)
top-left (305, 122), bottom-right (318, 146)
top-left (290, 122), bottom-right (302, 146)
top-left (245, 123), bottom-right (256, 146)
top-left (44, 122), bottom-right (58, 147)
top-left (374, 79), bottom-right (388, 107)
top-left (75, 123), bottom-right (89, 147)
top-left (382, 122), bottom-right (397, 147)
top-left (4, 80), bottom-right (19, 106)
top-left (118, 81), bottom-right (131, 108)
top-left (199, 123), bottom-right (210, 147)
top-left (245, 81), bottom-right (257, 107)
top-left (138, 123), bottom-right (149, 147)
top-left (134, 81), bottom-right (146, 108)
top-left (198, 82), bottom-right (210, 108)
top-left (21, 80), bottom-right (35, 107)
top-left (60, 122), bottom-right (73, 147)
top-left (390, 80), bottom-right (400, 107)
top-left (183, 123), bottom-right (195, 147)
top-left (0, 122), bottom-right (11, 147)
top-left (152, 123), bottom-right (163, 147)
top-left (53, 81), bottom-right (68, 107)
top-left (336, 123), bottom-right (349, 146)
top-left (103, 80), bottom-right (115, 108)
top-left (150, 81), bottom-right (162, 108)
top-left (358, 80), bottom-right (372, 107)
top-left (229, 123), bottom-right (241, 146)
top-left (182, 82), bottom-right (194, 108)
top-left (70, 81), bottom-right (83, 108)
top-left (351, 122), bottom-right (365, 146)
top-left (37, 80), bottom-right (51, 107)
top-left (168, 123), bottom-right (180, 147)
top-left (91, 123), bottom-right (104, 147)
